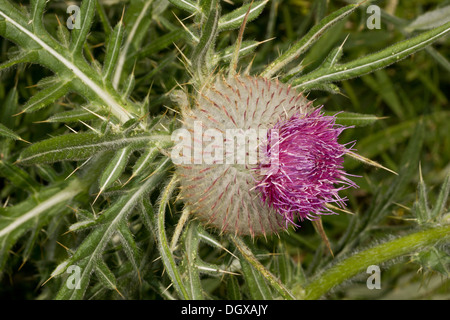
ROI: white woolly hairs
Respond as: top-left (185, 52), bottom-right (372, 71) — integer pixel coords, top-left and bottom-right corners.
top-left (175, 75), bottom-right (312, 236)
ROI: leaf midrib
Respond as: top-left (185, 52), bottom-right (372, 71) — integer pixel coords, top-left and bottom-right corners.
top-left (0, 8), bottom-right (133, 123)
top-left (19, 135), bottom-right (155, 164)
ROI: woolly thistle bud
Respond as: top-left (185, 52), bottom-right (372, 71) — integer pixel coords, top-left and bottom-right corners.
top-left (174, 75), bottom-right (357, 237)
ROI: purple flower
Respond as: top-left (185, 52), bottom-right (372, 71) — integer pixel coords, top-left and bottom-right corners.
top-left (256, 108), bottom-right (358, 228)
top-left (176, 75), bottom-right (358, 236)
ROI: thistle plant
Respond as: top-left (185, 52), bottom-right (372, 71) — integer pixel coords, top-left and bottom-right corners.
top-left (176, 76), bottom-right (358, 236)
top-left (0, 0), bottom-right (449, 300)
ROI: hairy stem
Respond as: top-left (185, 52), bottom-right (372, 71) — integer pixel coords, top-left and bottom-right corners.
top-left (298, 224), bottom-right (450, 300)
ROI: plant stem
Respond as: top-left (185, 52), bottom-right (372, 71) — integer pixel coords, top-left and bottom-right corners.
top-left (298, 224), bottom-right (450, 300)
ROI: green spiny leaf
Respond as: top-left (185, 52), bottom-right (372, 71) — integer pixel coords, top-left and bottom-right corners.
top-left (18, 132), bottom-right (170, 165)
top-left (430, 173), bottom-right (450, 221)
top-left (326, 111), bottom-right (385, 127)
top-left (102, 19), bottom-right (125, 83)
top-left (0, 179), bottom-right (83, 270)
top-left (95, 0), bottom-right (112, 37)
top-left (43, 109), bottom-right (99, 123)
top-left (0, 122), bottom-right (23, 141)
top-left (127, 145), bottom-right (160, 184)
top-left (156, 174), bottom-right (190, 299)
top-left (117, 221), bottom-right (141, 280)
top-left (0, 5), bottom-right (134, 123)
top-left (55, 258), bottom-right (89, 300)
top-left (168, 0), bottom-right (200, 15)
top-left (302, 225), bottom-right (450, 300)
top-left (122, 72), bottom-right (136, 98)
top-left (29, 0), bottom-right (47, 34)
top-left (20, 80), bottom-right (72, 114)
top-left (218, 0), bottom-right (268, 32)
top-left (0, 86), bottom-right (19, 128)
top-left (97, 146), bottom-right (133, 201)
top-left (304, 83), bottom-right (341, 94)
top-left (321, 42), bottom-right (346, 69)
top-left (415, 247), bottom-right (450, 276)
top-left (21, 216), bottom-right (48, 265)
top-left (192, 0), bottom-right (221, 80)
top-left (68, 219), bottom-right (97, 233)
top-left (54, 159), bottom-right (169, 299)
top-left (139, 196), bottom-right (156, 236)
top-left (274, 243), bottom-right (293, 286)
top-left (196, 260), bottom-right (236, 276)
top-left (239, 255), bottom-right (272, 299)
top-left (56, 17), bottom-right (71, 48)
top-left (112, 0), bottom-right (154, 89)
top-left (226, 275), bottom-right (242, 300)
top-left (292, 21), bottom-right (450, 90)
top-left (261, 2), bottom-right (358, 78)
top-left (0, 50), bottom-right (37, 72)
top-left (231, 237), bottom-right (295, 300)
top-left (70, 0), bottom-right (96, 55)
top-left (182, 220), bottom-right (204, 299)
top-left (0, 160), bottom-right (40, 193)
top-left (213, 40), bottom-right (260, 64)
top-left (413, 167), bottom-right (431, 224)
top-left (197, 224), bottom-right (238, 260)
top-left (95, 259), bottom-right (119, 291)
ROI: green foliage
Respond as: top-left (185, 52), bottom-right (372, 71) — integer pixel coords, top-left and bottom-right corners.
top-left (0, 0), bottom-right (449, 300)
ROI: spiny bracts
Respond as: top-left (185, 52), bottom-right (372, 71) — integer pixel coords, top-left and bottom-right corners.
top-left (174, 75), bottom-right (357, 237)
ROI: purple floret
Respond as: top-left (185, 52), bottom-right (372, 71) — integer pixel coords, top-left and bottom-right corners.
top-left (256, 108), bottom-right (358, 227)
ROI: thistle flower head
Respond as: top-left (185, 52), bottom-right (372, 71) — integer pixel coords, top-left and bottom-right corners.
top-left (256, 108), bottom-right (358, 227)
top-left (175, 75), bottom-right (357, 237)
